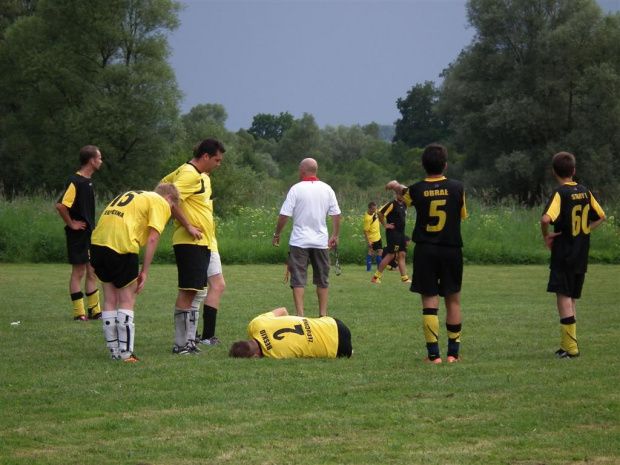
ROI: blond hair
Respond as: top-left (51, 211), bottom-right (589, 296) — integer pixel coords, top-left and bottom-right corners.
top-left (154, 182), bottom-right (180, 206)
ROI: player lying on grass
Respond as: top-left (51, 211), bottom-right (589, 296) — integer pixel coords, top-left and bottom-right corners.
top-left (90, 183), bottom-right (180, 362)
top-left (229, 307), bottom-right (352, 359)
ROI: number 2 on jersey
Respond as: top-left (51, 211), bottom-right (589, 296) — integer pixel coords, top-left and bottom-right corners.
top-left (273, 325), bottom-right (304, 340)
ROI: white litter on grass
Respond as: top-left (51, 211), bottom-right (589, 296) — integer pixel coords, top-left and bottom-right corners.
top-left (10, 321), bottom-right (20, 326)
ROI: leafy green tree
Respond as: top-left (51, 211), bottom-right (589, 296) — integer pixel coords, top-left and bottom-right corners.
top-left (362, 122), bottom-right (380, 139)
top-left (179, 103), bottom-right (229, 150)
top-left (321, 125), bottom-right (370, 166)
top-left (275, 113), bottom-right (321, 176)
top-left (394, 81), bottom-right (449, 148)
top-left (0, 0), bottom-right (183, 195)
top-left (182, 103), bottom-right (228, 128)
top-left (438, 0), bottom-right (620, 200)
top-left (248, 112), bottom-right (294, 142)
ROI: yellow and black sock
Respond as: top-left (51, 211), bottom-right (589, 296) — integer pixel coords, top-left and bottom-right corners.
top-left (373, 271), bottom-right (382, 280)
top-left (86, 289), bottom-right (100, 318)
top-left (71, 292), bottom-right (85, 319)
top-left (401, 275), bottom-right (409, 282)
top-left (446, 322), bottom-right (462, 358)
top-left (560, 316), bottom-right (578, 355)
top-left (422, 308), bottom-right (440, 360)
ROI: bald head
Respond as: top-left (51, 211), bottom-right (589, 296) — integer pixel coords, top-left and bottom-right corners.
top-left (299, 158), bottom-right (318, 178)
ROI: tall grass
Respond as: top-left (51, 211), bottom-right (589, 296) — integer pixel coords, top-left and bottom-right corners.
top-left (1, 195), bottom-right (618, 264)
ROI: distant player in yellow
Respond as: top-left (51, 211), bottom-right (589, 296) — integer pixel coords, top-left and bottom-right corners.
top-left (363, 201), bottom-right (383, 271)
top-left (161, 138), bottom-right (225, 355)
top-left (541, 152), bottom-right (606, 358)
top-left (371, 195), bottom-right (410, 284)
top-left (90, 183), bottom-right (180, 362)
top-left (56, 145), bottom-right (103, 321)
top-left (229, 307), bottom-right (353, 359)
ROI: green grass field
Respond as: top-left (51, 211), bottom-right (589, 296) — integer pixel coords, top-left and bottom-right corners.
top-left (1, 264), bottom-right (618, 464)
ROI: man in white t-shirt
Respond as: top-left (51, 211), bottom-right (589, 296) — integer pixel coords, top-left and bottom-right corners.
top-left (273, 158), bottom-right (341, 317)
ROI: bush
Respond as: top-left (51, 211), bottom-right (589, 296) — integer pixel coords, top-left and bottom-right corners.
top-left (1, 195), bottom-right (618, 265)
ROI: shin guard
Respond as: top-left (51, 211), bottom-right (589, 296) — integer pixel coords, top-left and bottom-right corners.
top-left (117, 309), bottom-right (135, 358)
top-left (102, 311), bottom-right (119, 359)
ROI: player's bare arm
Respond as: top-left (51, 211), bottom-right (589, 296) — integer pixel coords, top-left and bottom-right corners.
top-left (137, 227), bottom-right (161, 294)
top-left (541, 214), bottom-right (561, 250)
top-left (55, 203), bottom-right (86, 230)
top-left (589, 216), bottom-right (606, 232)
top-left (385, 180), bottom-right (406, 194)
top-left (170, 203), bottom-right (202, 240)
top-left (272, 307), bottom-right (289, 317)
top-left (377, 210), bottom-right (393, 230)
top-left (273, 215), bottom-right (289, 247)
top-left (329, 214), bottom-right (341, 248)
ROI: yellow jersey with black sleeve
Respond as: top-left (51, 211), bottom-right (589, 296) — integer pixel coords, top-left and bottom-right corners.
top-left (92, 191), bottom-right (171, 254)
top-left (162, 162), bottom-right (214, 247)
top-left (247, 312), bottom-right (339, 359)
top-left (363, 211), bottom-right (381, 243)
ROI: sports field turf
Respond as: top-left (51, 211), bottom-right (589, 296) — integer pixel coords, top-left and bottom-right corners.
top-left (1, 264), bottom-right (618, 464)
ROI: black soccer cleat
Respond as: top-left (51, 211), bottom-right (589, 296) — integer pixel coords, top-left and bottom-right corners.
top-left (555, 349), bottom-right (580, 359)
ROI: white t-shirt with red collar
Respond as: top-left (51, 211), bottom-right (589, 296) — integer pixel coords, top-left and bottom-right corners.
top-left (280, 177), bottom-right (341, 249)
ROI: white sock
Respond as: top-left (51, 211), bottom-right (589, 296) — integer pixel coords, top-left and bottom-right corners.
top-left (174, 308), bottom-right (189, 348)
top-left (190, 289), bottom-right (207, 338)
top-left (102, 310), bottom-right (119, 358)
top-left (117, 309), bottom-right (135, 358)
top-left (188, 310), bottom-right (199, 346)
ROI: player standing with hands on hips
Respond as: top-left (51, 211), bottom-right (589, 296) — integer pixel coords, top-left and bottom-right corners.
top-left (541, 152), bottom-right (605, 359)
top-left (386, 143), bottom-right (467, 364)
top-left (56, 145), bottom-right (103, 321)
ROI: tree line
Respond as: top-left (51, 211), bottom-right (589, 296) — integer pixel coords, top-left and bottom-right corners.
top-left (1, 0), bottom-right (618, 217)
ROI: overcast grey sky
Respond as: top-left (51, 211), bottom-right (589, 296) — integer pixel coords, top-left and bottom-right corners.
top-left (168, 0), bottom-right (619, 132)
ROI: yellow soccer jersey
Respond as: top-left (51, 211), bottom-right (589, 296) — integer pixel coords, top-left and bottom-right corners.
top-left (247, 312), bottom-right (339, 359)
top-left (162, 163), bottom-right (214, 247)
top-left (92, 191), bottom-right (171, 254)
top-left (363, 212), bottom-right (381, 243)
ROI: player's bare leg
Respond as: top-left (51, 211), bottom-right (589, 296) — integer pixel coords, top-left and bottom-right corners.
top-left (69, 263), bottom-right (86, 294)
top-left (372, 252), bottom-right (394, 282)
top-left (556, 294), bottom-right (575, 319)
top-left (84, 262), bottom-right (101, 318)
top-left (397, 251), bottom-right (410, 282)
top-left (317, 286), bottom-right (328, 317)
top-left (292, 287), bottom-right (305, 316)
